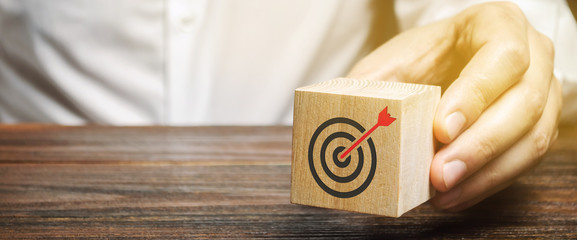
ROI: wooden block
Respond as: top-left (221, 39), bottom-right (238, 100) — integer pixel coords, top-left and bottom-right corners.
top-left (291, 78), bottom-right (440, 217)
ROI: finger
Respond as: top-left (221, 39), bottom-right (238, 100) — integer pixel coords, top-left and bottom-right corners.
top-left (431, 79), bottom-right (562, 210)
top-left (434, 2), bottom-right (532, 143)
top-left (430, 29), bottom-right (555, 192)
top-left (346, 19), bottom-right (460, 86)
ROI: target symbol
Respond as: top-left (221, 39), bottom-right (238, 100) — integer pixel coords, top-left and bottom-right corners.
top-left (308, 107), bottom-right (396, 198)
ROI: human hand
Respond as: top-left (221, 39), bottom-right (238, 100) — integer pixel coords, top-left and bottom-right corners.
top-left (347, 2), bottom-right (562, 211)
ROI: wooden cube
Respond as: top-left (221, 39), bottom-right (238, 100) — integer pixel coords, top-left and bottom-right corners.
top-left (291, 78), bottom-right (440, 217)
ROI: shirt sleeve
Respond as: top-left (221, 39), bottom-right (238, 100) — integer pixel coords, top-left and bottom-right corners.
top-left (395, 0), bottom-right (577, 125)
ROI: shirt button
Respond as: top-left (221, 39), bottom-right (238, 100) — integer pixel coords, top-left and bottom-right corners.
top-left (180, 15), bottom-right (196, 32)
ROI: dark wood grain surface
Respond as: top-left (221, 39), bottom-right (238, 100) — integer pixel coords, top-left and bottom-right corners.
top-left (0, 125), bottom-right (575, 239)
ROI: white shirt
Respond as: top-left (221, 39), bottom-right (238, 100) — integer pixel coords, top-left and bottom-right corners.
top-left (0, 0), bottom-right (575, 125)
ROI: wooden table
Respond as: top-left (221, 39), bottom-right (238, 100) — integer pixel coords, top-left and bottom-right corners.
top-left (0, 125), bottom-right (575, 239)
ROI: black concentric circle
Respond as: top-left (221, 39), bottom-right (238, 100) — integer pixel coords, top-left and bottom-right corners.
top-left (308, 117), bottom-right (377, 198)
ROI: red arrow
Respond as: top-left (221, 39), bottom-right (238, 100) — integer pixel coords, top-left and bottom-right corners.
top-left (339, 107), bottom-right (396, 160)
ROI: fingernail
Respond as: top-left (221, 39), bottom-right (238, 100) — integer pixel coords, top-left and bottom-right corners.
top-left (445, 112), bottom-right (466, 141)
top-left (443, 160), bottom-right (467, 190)
top-left (436, 186), bottom-right (462, 209)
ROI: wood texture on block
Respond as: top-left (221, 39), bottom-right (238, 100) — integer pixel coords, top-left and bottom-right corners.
top-left (291, 78), bottom-right (440, 217)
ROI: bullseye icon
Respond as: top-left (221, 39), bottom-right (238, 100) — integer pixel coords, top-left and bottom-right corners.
top-left (308, 107), bottom-right (396, 198)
